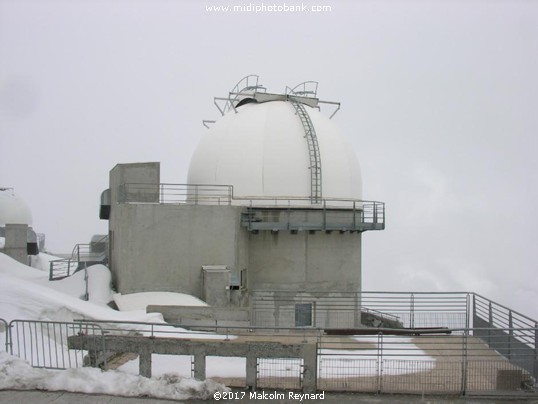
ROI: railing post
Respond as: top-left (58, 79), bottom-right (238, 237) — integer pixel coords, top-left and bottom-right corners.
top-left (352, 201), bottom-right (356, 229)
top-left (534, 323), bottom-right (538, 380)
top-left (377, 332), bottom-right (383, 393)
top-left (323, 200), bottom-right (326, 230)
top-left (508, 310), bottom-right (513, 359)
top-left (461, 327), bottom-right (468, 395)
top-left (470, 293), bottom-right (475, 331)
top-left (410, 293), bottom-right (415, 329)
top-left (488, 300), bottom-right (493, 346)
top-left (465, 293), bottom-right (471, 329)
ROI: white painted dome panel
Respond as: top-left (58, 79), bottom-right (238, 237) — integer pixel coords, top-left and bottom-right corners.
top-left (0, 189), bottom-right (33, 226)
top-left (188, 100), bottom-right (362, 202)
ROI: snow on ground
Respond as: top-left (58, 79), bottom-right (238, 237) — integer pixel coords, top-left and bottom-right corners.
top-left (0, 253), bottom-right (161, 323)
top-left (119, 355), bottom-right (247, 379)
top-left (29, 251), bottom-right (64, 272)
top-left (0, 252), bottom-right (236, 400)
top-left (113, 291), bottom-right (208, 311)
top-left (0, 352), bottom-right (229, 400)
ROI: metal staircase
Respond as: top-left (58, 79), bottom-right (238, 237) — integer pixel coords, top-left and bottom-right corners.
top-left (289, 98), bottom-right (322, 204)
top-left (49, 235), bottom-right (108, 280)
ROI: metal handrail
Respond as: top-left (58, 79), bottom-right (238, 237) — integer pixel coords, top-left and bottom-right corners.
top-left (49, 235), bottom-right (108, 280)
top-left (119, 182), bottom-right (384, 209)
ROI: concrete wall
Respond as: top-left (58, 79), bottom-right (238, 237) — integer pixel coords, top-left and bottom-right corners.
top-left (247, 230), bottom-right (361, 291)
top-left (251, 291), bottom-right (362, 329)
top-left (110, 203), bottom-right (248, 299)
top-left (4, 224), bottom-right (28, 264)
top-left (109, 162), bottom-right (160, 205)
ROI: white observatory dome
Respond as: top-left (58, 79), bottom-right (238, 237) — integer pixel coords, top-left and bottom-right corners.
top-left (0, 188), bottom-right (33, 226)
top-left (188, 100), bottom-right (362, 202)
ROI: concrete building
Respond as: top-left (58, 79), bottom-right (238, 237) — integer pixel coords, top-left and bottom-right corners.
top-left (100, 76), bottom-right (385, 328)
top-left (0, 187), bottom-right (40, 264)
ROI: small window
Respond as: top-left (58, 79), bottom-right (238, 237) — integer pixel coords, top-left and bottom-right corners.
top-left (295, 303), bottom-right (313, 327)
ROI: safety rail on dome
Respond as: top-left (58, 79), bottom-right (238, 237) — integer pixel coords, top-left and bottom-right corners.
top-left (220, 75), bottom-right (266, 114)
top-left (286, 81), bottom-right (319, 99)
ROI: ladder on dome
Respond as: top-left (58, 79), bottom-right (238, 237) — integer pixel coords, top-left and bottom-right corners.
top-left (289, 99), bottom-right (322, 204)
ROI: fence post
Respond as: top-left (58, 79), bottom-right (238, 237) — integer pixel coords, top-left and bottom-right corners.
top-left (323, 200), bottom-right (326, 229)
top-left (534, 323), bottom-right (538, 380)
top-left (466, 293), bottom-right (471, 330)
top-left (534, 322), bottom-right (538, 382)
top-left (377, 332), bottom-right (383, 393)
top-left (83, 263), bottom-right (89, 301)
top-left (352, 201), bottom-right (356, 229)
top-left (508, 311), bottom-right (513, 359)
top-left (410, 293), bottom-right (415, 329)
top-left (488, 300), bottom-right (493, 346)
top-left (460, 328), bottom-right (469, 395)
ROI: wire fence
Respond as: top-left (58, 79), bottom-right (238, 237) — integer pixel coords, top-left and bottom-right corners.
top-left (2, 318), bottom-right (537, 396)
top-left (317, 330), bottom-right (536, 394)
top-left (2, 289), bottom-right (537, 397)
top-left (257, 358), bottom-right (304, 390)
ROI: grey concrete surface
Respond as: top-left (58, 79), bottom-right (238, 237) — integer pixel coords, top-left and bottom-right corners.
top-left (1, 390), bottom-right (538, 403)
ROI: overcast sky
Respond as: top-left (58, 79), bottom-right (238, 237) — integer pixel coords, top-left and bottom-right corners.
top-left (1, 0), bottom-right (537, 319)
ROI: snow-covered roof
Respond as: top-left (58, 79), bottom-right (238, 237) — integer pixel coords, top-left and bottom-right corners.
top-left (113, 291), bottom-right (208, 312)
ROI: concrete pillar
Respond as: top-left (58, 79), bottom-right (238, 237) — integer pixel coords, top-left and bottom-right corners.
top-left (246, 354), bottom-right (257, 390)
top-left (193, 351), bottom-right (206, 380)
top-left (139, 349), bottom-right (152, 378)
top-left (302, 344), bottom-right (317, 393)
top-left (4, 224), bottom-right (28, 265)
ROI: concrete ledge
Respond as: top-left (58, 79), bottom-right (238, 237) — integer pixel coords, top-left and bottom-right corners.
top-left (147, 305), bottom-right (250, 328)
top-left (68, 334), bottom-right (317, 393)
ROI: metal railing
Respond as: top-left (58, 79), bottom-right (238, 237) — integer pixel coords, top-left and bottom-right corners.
top-left (117, 183), bottom-right (385, 232)
top-left (318, 328), bottom-right (537, 394)
top-left (49, 235), bottom-right (108, 280)
top-left (242, 200), bottom-right (385, 232)
top-left (360, 292), bottom-right (471, 330)
top-left (4, 317), bottom-right (537, 396)
top-left (119, 183), bottom-right (234, 205)
top-left (250, 291), bottom-right (469, 330)
top-left (0, 318), bottom-right (8, 352)
top-left (8, 320), bottom-right (105, 369)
